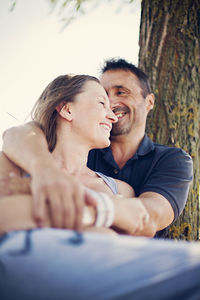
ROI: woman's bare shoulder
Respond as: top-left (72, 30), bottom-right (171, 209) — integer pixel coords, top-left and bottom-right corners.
top-left (115, 179), bottom-right (135, 197)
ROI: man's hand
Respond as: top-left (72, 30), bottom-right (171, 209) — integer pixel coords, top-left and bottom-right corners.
top-left (113, 196), bottom-right (150, 236)
top-left (0, 174), bottom-right (31, 197)
top-left (31, 165), bottom-right (97, 231)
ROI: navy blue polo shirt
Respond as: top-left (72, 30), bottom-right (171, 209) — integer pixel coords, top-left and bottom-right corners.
top-left (87, 135), bottom-right (193, 238)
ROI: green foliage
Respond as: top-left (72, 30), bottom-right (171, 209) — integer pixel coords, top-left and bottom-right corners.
top-left (10, 0), bottom-right (136, 28)
top-left (46, 0), bottom-right (136, 27)
top-left (9, 0), bottom-right (17, 12)
top-left (46, 0), bottom-right (99, 27)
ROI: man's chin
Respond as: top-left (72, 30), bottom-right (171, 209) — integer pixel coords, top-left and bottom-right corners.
top-left (110, 131), bottom-right (123, 137)
top-left (111, 126), bottom-right (131, 137)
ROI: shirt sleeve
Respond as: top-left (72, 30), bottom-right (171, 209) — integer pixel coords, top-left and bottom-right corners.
top-left (139, 148), bottom-right (193, 222)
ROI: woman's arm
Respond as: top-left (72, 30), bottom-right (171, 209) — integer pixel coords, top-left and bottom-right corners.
top-left (115, 179), bottom-right (135, 197)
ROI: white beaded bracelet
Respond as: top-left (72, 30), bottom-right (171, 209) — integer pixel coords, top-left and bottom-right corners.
top-left (98, 192), bottom-right (115, 227)
top-left (85, 189), bottom-right (115, 228)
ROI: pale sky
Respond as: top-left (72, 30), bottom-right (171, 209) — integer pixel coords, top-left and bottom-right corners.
top-left (0, 0), bottom-right (141, 148)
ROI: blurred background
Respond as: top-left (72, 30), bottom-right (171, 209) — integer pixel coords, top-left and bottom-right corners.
top-left (0, 0), bottom-right (141, 148)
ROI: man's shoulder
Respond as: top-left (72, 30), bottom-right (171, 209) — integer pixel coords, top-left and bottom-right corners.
top-left (152, 141), bottom-right (192, 160)
top-left (140, 136), bottom-right (193, 174)
top-left (140, 135), bottom-right (192, 161)
top-left (148, 141), bottom-right (193, 177)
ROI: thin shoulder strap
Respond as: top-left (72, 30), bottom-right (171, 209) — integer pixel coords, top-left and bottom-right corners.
top-left (95, 172), bottom-right (118, 195)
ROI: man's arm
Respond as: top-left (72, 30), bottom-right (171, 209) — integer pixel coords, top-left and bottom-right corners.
top-left (109, 180), bottom-right (150, 236)
top-left (135, 148), bottom-right (193, 237)
top-left (110, 188), bottom-right (173, 237)
top-left (2, 122), bottom-right (96, 230)
top-left (2, 121), bottom-right (54, 174)
top-left (103, 148), bottom-right (191, 237)
top-left (135, 192), bottom-right (174, 236)
top-left (117, 180), bottom-right (174, 237)
top-left (0, 151), bottom-right (31, 196)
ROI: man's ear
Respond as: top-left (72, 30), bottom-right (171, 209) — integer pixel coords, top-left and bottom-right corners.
top-left (56, 103), bottom-right (73, 121)
top-left (146, 93), bottom-right (155, 113)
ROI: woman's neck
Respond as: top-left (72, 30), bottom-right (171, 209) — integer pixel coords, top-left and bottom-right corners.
top-left (51, 127), bottom-right (93, 176)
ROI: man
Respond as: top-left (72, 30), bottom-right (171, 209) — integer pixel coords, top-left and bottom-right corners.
top-left (2, 58), bottom-right (193, 238)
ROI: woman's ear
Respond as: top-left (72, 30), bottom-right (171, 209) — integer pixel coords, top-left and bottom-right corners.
top-left (56, 103), bottom-right (73, 121)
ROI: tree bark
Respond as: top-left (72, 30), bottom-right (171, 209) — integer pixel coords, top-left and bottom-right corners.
top-left (139, 0), bottom-right (200, 240)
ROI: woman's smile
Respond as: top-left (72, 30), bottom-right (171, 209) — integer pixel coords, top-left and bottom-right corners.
top-left (99, 122), bottom-right (112, 132)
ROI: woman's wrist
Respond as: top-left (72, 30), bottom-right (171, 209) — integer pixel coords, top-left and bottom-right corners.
top-left (95, 192), bottom-right (115, 227)
top-left (84, 189), bottom-right (115, 228)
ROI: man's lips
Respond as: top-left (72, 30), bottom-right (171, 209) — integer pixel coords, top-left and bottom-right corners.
top-left (112, 107), bottom-right (129, 120)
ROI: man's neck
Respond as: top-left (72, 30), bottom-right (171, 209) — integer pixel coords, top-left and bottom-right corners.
top-left (110, 131), bottom-right (145, 169)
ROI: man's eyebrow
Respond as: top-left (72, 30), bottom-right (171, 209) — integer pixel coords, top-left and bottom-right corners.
top-left (114, 85), bottom-right (130, 92)
top-left (114, 85), bottom-right (124, 89)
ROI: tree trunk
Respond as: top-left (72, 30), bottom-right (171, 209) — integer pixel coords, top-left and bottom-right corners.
top-left (138, 0), bottom-right (200, 240)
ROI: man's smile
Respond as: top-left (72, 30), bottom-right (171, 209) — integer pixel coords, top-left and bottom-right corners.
top-left (112, 107), bottom-right (130, 121)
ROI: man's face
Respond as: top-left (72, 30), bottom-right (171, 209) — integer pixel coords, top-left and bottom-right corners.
top-left (100, 69), bottom-right (152, 136)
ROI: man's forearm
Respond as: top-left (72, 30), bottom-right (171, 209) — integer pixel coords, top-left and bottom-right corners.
top-left (2, 122), bottom-right (54, 174)
top-left (0, 177), bottom-right (31, 198)
top-left (111, 192), bottom-right (174, 237)
top-left (136, 192), bottom-right (175, 237)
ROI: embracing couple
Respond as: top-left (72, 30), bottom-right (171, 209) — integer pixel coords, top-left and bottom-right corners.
top-left (0, 58), bottom-right (199, 300)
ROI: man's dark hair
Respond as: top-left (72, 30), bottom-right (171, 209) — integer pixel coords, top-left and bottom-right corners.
top-left (101, 58), bottom-right (152, 98)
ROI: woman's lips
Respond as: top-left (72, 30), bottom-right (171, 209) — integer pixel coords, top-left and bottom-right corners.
top-left (100, 123), bottom-right (112, 131)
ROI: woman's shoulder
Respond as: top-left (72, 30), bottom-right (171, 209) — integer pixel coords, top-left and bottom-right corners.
top-left (115, 179), bottom-right (135, 198)
top-left (95, 172), bottom-right (118, 194)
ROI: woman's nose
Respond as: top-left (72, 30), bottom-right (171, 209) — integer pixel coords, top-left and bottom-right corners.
top-left (107, 109), bottom-right (118, 123)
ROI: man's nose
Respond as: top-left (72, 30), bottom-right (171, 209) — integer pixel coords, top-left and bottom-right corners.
top-left (109, 96), bottom-right (119, 110)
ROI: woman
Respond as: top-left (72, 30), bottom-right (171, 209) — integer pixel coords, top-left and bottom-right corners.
top-left (0, 74), bottom-right (148, 235)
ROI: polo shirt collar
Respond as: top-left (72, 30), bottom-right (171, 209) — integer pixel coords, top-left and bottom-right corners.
top-left (100, 134), bottom-right (155, 158)
top-left (137, 134), bottom-right (155, 156)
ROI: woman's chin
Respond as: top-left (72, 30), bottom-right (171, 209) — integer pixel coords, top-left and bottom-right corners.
top-left (101, 139), bottom-right (111, 148)
top-left (94, 139), bottom-right (110, 149)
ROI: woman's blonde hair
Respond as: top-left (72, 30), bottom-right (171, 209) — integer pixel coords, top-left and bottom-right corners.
top-left (31, 74), bottom-right (99, 152)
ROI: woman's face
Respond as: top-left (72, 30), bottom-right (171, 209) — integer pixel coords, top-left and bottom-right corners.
top-left (71, 80), bottom-right (117, 149)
